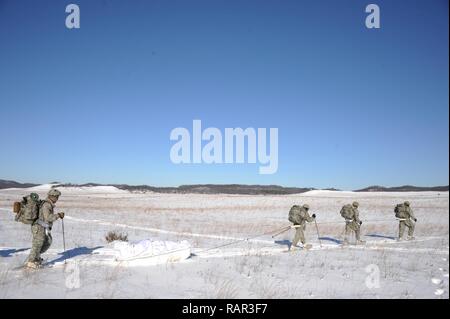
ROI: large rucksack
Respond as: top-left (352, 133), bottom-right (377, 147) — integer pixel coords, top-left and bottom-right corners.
top-left (288, 205), bottom-right (301, 223)
top-left (340, 204), bottom-right (354, 219)
top-left (13, 193), bottom-right (42, 224)
top-left (394, 204), bottom-right (407, 218)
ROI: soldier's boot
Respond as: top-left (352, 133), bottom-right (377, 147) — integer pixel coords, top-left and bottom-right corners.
top-left (407, 236), bottom-right (415, 241)
top-left (27, 257), bottom-right (44, 264)
top-left (355, 236), bottom-right (366, 244)
top-left (397, 237), bottom-right (403, 242)
top-left (25, 261), bottom-right (41, 269)
top-left (290, 244), bottom-right (311, 251)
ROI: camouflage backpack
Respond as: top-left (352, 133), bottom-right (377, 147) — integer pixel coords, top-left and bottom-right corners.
top-left (340, 204), bottom-right (354, 219)
top-left (394, 204), bottom-right (407, 218)
top-left (13, 193), bottom-right (42, 224)
top-left (288, 205), bottom-right (300, 223)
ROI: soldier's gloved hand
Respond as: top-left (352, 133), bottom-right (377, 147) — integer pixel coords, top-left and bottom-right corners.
top-left (359, 221), bottom-right (363, 225)
top-left (414, 218), bottom-right (417, 222)
top-left (312, 214), bottom-right (316, 219)
top-left (58, 212), bottom-right (65, 219)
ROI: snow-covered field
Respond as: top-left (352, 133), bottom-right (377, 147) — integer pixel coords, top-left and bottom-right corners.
top-left (0, 185), bottom-right (448, 299)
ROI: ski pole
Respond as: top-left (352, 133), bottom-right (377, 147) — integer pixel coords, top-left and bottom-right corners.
top-left (314, 219), bottom-right (322, 248)
top-left (271, 226), bottom-right (291, 238)
top-left (61, 218), bottom-right (66, 264)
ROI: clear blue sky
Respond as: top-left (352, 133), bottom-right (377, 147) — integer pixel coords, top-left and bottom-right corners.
top-left (0, 0), bottom-right (448, 190)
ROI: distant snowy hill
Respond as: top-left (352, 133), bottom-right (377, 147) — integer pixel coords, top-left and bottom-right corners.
top-left (0, 179), bottom-right (38, 189)
top-left (51, 183), bottom-right (314, 195)
top-left (355, 185), bottom-right (449, 192)
top-left (1, 179), bottom-right (448, 194)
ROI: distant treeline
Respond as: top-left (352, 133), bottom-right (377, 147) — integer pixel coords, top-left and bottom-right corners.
top-left (354, 185), bottom-right (449, 192)
top-left (1, 179), bottom-right (448, 194)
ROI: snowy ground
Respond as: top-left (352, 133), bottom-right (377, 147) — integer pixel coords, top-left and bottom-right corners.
top-left (0, 185), bottom-right (448, 299)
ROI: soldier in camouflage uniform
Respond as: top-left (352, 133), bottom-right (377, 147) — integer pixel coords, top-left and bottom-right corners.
top-left (26, 189), bottom-right (65, 269)
top-left (397, 201), bottom-right (417, 241)
top-left (342, 201), bottom-right (365, 245)
top-left (289, 204), bottom-right (316, 250)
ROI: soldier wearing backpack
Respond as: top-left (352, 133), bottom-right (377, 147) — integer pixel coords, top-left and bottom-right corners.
top-left (25, 189), bottom-right (65, 269)
top-left (394, 201), bottom-right (417, 241)
top-left (340, 201), bottom-right (365, 245)
top-left (288, 204), bottom-right (316, 250)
